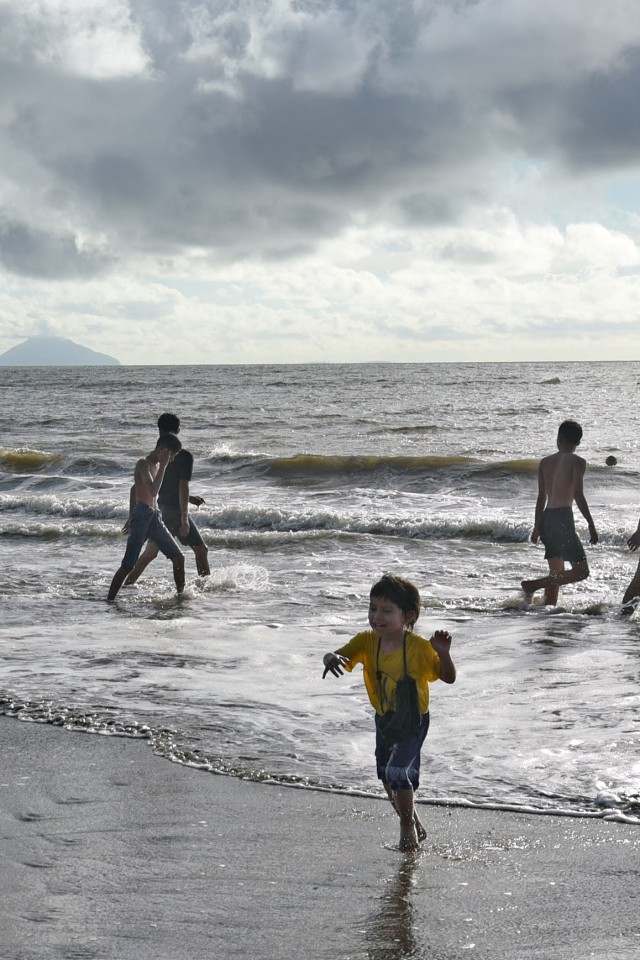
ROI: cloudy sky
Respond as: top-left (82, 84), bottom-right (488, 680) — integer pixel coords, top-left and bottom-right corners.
top-left (1, 0), bottom-right (640, 364)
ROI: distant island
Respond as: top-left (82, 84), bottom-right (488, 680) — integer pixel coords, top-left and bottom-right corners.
top-left (0, 336), bottom-right (121, 366)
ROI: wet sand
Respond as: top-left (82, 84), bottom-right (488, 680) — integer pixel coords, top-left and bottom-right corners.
top-left (1, 716), bottom-right (639, 960)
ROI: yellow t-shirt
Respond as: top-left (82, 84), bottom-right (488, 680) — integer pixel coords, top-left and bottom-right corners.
top-left (335, 630), bottom-right (441, 715)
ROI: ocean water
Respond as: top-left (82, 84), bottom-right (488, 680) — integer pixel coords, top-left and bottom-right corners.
top-left (1, 361), bottom-right (640, 823)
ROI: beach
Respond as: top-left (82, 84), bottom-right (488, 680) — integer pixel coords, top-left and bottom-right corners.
top-left (2, 360), bottom-right (640, 957)
top-left (2, 716), bottom-right (639, 960)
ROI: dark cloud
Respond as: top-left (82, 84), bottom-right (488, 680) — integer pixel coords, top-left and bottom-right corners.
top-left (481, 44), bottom-right (640, 174)
top-left (0, 217), bottom-right (113, 278)
top-left (46, 74), bottom-right (493, 261)
top-left (399, 192), bottom-right (471, 226)
top-left (561, 49), bottom-right (640, 170)
top-left (0, 2), bottom-right (639, 279)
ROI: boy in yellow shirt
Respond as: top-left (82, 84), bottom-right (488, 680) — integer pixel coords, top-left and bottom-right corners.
top-left (322, 574), bottom-right (456, 852)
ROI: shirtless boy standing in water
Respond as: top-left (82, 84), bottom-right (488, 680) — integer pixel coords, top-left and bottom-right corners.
top-left (124, 412), bottom-right (210, 585)
top-left (107, 434), bottom-right (185, 601)
top-left (521, 420), bottom-right (598, 605)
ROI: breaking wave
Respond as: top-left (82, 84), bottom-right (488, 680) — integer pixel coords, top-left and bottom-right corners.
top-left (0, 493), bottom-right (533, 543)
top-left (0, 447), bottom-right (62, 472)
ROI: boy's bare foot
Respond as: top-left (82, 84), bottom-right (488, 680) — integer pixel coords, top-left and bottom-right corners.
top-left (389, 795), bottom-right (426, 843)
top-left (399, 823), bottom-right (420, 852)
top-left (521, 579), bottom-right (537, 598)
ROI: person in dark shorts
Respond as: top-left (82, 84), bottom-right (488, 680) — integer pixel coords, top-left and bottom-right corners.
top-left (124, 413), bottom-right (210, 584)
top-left (538, 507), bottom-right (586, 565)
top-left (322, 574), bottom-right (456, 852)
top-left (108, 434), bottom-right (185, 601)
top-left (521, 420), bottom-right (598, 605)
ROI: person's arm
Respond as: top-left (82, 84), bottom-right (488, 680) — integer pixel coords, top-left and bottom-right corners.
top-left (122, 483), bottom-right (136, 533)
top-left (139, 449), bottom-right (171, 500)
top-left (573, 460), bottom-right (598, 544)
top-left (531, 463), bottom-right (546, 544)
top-left (430, 630), bottom-right (456, 684)
top-left (628, 521), bottom-right (640, 551)
top-left (178, 479), bottom-right (190, 538)
top-left (322, 652), bottom-right (349, 678)
top-left (322, 634), bottom-right (364, 678)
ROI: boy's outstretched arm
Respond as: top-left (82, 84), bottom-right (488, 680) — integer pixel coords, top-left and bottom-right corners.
top-left (322, 652), bottom-right (348, 678)
top-left (430, 630), bottom-right (456, 684)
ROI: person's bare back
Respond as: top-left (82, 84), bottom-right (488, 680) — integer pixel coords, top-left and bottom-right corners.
top-left (539, 450), bottom-right (586, 510)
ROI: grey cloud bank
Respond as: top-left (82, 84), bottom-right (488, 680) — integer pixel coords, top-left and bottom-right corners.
top-left (0, 1), bottom-right (639, 363)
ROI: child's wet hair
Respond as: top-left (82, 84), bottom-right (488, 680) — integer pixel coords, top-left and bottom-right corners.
top-left (156, 432), bottom-right (182, 454)
top-left (558, 419), bottom-right (583, 445)
top-left (158, 412), bottom-right (180, 434)
top-left (370, 574), bottom-right (421, 626)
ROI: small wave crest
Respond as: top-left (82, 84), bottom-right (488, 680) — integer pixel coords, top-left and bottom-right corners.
top-left (385, 425), bottom-right (440, 435)
top-left (0, 447), bottom-right (61, 473)
top-left (0, 495), bottom-right (533, 543)
top-left (202, 450), bottom-right (478, 480)
top-left (190, 450), bottom-right (544, 487)
top-left (185, 505), bottom-right (532, 544)
top-left (209, 451), bottom-right (541, 484)
top-left (0, 493), bottom-right (122, 520)
top-left (0, 520), bottom-right (120, 540)
top-left (0, 448), bottom-right (126, 478)
top-left (265, 453), bottom-right (476, 480)
top-left (477, 458), bottom-right (538, 475)
top-left (60, 455), bottom-right (126, 477)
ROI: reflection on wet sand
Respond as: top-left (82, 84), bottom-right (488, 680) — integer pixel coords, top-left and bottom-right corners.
top-left (364, 854), bottom-right (421, 960)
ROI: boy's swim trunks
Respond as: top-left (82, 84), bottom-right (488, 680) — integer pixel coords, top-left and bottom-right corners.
top-left (539, 507), bottom-right (586, 564)
top-left (122, 502), bottom-right (183, 570)
top-left (375, 712), bottom-right (430, 791)
top-left (160, 507), bottom-right (207, 549)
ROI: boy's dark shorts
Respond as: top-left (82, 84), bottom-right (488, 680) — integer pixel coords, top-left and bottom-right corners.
top-left (375, 712), bottom-right (430, 791)
top-left (160, 507), bottom-right (206, 549)
top-left (539, 507), bottom-right (586, 564)
top-left (122, 503), bottom-right (183, 570)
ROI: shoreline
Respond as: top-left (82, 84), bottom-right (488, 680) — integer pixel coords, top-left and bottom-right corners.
top-left (2, 716), bottom-right (640, 959)
top-left (5, 703), bottom-right (633, 826)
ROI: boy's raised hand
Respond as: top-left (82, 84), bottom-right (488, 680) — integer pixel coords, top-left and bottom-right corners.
top-left (430, 630), bottom-right (452, 655)
top-left (322, 653), bottom-right (348, 678)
